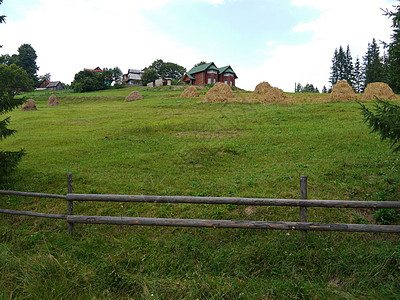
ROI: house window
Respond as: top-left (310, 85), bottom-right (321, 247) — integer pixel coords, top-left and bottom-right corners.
top-left (230, 81), bottom-right (232, 86)
top-left (224, 81), bottom-right (228, 85)
top-left (213, 78), bottom-right (216, 83)
top-left (208, 78), bottom-right (211, 84)
top-left (207, 70), bottom-right (217, 74)
top-left (224, 73), bottom-right (234, 77)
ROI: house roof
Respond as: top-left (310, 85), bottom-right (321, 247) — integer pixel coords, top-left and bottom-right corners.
top-left (127, 69), bottom-right (143, 74)
top-left (186, 62), bottom-right (218, 76)
top-left (84, 68), bottom-right (103, 73)
top-left (182, 62), bottom-right (238, 81)
top-left (47, 81), bottom-right (62, 88)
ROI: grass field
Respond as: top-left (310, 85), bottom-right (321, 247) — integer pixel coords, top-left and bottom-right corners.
top-left (1, 86), bottom-right (400, 299)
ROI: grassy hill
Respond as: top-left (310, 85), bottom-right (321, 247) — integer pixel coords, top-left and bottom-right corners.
top-left (1, 86), bottom-right (400, 299)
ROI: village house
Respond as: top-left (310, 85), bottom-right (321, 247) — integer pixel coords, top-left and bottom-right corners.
top-left (36, 80), bottom-right (64, 91)
top-left (147, 78), bottom-right (172, 88)
top-left (46, 81), bottom-right (64, 91)
top-left (123, 69), bottom-right (144, 86)
top-left (181, 62), bottom-right (238, 86)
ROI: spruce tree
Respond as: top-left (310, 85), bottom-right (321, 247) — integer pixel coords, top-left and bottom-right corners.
top-left (345, 45), bottom-right (354, 87)
top-left (359, 99), bottom-right (400, 152)
top-left (330, 46), bottom-right (352, 87)
top-left (329, 48), bottom-right (339, 87)
top-left (384, 2), bottom-right (400, 93)
top-left (363, 38), bottom-right (385, 87)
top-left (353, 57), bottom-right (364, 93)
top-left (0, 3), bottom-right (31, 181)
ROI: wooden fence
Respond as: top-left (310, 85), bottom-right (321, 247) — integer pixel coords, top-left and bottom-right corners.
top-left (1, 173), bottom-right (400, 236)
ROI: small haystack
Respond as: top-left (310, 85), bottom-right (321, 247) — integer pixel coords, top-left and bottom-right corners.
top-left (362, 82), bottom-right (397, 100)
top-left (21, 99), bottom-right (37, 111)
top-left (204, 82), bottom-right (233, 102)
top-left (260, 87), bottom-right (287, 103)
top-left (330, 80), bottom-right (357, 101)
top-left (48, 94), bottom-right (59, 106)
top-left (180, 86), bottom-right (199, 98)
top-left (125, 91), bottom-right (143, 102)
top-left (254, 81), bottom-right (272, 94)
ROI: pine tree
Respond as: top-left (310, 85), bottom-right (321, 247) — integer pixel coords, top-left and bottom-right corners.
top-left (359, 99), bottom-right (400, 152)
top-left (329, 48), bottom-right (339, 87)
top-left (0, 64), bottom-right (32, 181)
top-left (363, 38), bottom-right (385, 88)
top-left (0, 3), bottom-right (31, 181)
top-left (345, 45), bottom-right (354, 86)
top-left (295, 82), bottom-right (303, 93)
top-left (385, 2), bottom-right (400, 93)
top-left (330, 46), bottom-right (352, 87)
top-left (322, 86), bottom-right (327, 93)
top-left (353, 57), bottom-right (364, 93)
top-left (337, 46), bottom-right (346, 81)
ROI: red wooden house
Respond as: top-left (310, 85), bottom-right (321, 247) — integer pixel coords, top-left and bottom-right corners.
top-left (181, 62), bottom-right (237, 86)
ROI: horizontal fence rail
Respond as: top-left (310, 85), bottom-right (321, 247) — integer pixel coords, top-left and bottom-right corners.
top-left (1, 174), bottom-right (400, 237)
top-left (0, 190), bottom-right (66, 199)
top-left (0, 208), bottom-right (67, 219)
top-left (67, 194), bottom-right (400, 209)
top-left (67, 215), bottom-right (400, 233)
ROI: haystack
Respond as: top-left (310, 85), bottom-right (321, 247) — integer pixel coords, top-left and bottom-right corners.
top-left (125, 91), bottom-right (143, 102)
top-left (254, 81), bottom-right (272, 94)
top-left (21, 99), bottom-right (37, 111)
top-left (330, 80), bottom-right (357, 101)
top-left (204, 82), bottom-right (233, 102)
top-left (180, 86), bottom-right (199, 98)
top-left (260, 88), bottom-right (287, 103)
top-left (48, 94), bottom-right (59, 106)
top-left (362, 82), bottom-right (397, 100)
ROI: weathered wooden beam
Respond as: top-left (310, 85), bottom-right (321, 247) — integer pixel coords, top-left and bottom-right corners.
top-left (66, 215), bottom-right (400, 233)
top-left (0, 209), bottom-right (67, 219)
top-left (0, 190), bottom-right (66, 199)
top-left (66, 194), bottom-right (400, 209)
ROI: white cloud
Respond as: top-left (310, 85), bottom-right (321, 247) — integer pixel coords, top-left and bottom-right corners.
top-left (195, 0), bottom-right (225, 5)
top-left (0, 0), bottom-right (204, 84)
top-left (237, 0), bottom-right (397, 91)
top-left (265, 41), bottom-right (277, 47)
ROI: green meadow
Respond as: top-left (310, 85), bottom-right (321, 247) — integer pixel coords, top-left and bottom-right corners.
top-left (1, 86), bottom-right (399, 299)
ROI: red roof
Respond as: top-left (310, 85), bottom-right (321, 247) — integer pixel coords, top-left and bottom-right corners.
top-left (84, 68), bottom-right (103, 73)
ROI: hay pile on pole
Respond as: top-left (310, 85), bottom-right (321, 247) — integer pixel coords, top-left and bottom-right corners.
top-left (125, 91), bottom-right (143, 102)
top-left (21, 99), bottom-right (37, 111)
top-left (362, 82), bottom-right (397, 100)
top-left (180, 86), bottom-right (199, 98)
top-left (260, 87), bottom-right (287, 103)
top-left (330, 80), bottom-right (357, 101)
top-left (48, 95), bottom-right (59, 106)
top-left (204, 82), bottom-right (233, 102)
top-left (254, 81), bottom-right (272, 94)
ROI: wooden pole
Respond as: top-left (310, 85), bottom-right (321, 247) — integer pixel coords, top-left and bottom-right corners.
top-left (67, 172), bottom-right (74, 236)
top-left (300, 175), bottom-right (308, 240)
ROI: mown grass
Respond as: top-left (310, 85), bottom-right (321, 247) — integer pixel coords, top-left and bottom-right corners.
top-left (1, 86), bottom-right (400, 299)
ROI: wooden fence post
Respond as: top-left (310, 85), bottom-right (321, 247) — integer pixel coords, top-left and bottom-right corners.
top-left (300, 175), bottom-right (307, 240)
top-left (67, 172), bottom-right (74, 236)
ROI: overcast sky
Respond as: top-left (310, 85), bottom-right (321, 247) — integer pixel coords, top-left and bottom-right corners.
top-left (0, 0), bottom-right (397, 91)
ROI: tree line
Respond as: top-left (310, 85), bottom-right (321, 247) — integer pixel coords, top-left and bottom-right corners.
top-left (329, 39), bottom-right (387, 93)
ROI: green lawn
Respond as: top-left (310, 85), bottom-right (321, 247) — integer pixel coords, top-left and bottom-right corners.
top-left (1, 86), bottom-right (399, 299)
